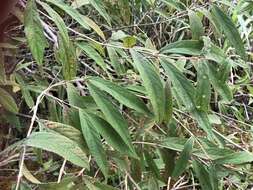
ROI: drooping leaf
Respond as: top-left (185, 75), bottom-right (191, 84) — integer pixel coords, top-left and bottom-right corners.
top-left (83, 16), bottom-right (106, 40)
top-left (25, 132), bottom-right (89, 168)
top-left (83, 112), bottom-right (135, 157)
top-left (46, 0), bottom-right (90, 30)
top-left (160, 40), bottom-right (203, 55)
top-left (87, 83), bottom-right (136, 156)
top-left (89, 0), bottom-right (111, 25)
top-left (88, 77), bottom-right (151, 116)
top-left (0, 87), bottom-right (18, 113)
top-left (189, 10), bottom-right (204, 40)
top-left (77, 42), bottom-right (106, 71)
top-left (24, 0), bottom-right (48, 65)
top-left (172, 137), bottom-right (194, 178)
top-left (107, 46), bottom-right (125, 75)
top-left (211, 5), bottom-right (246, 59)
top-left (130, 50), bottom-right (165, 123)
top-left (204, 61), bottom-right (232, 103)
top-left (79, 109), bottom-right (109, 177)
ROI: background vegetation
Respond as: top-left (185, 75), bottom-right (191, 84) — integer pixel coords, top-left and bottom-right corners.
top-left (0, 0), bottom-right (253, 189)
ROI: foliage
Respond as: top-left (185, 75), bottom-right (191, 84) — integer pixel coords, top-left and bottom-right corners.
top-left (0, 0), bottom-right (253, 189)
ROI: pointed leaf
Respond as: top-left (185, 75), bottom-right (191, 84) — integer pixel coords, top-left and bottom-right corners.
top-left (88, 77), bottom-right (151, 116)
top-left (0, 87), bottom-right (18, 113)
top-left (25, 132), bottom-right (89, 168)
top-left (130, 50), bottom-right (165, 122)
top-left (189, 10), bottom-right (204, 40)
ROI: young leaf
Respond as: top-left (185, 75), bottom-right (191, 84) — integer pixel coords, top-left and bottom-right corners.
top-left (211, 5), bottom-right (246, 59)
top-left (0, 87), bottom-right (18, 113)
top-left (79, 109), bottom-right (109, 177)
top-left (88, 77), bottom-right (151, 116)
top-left (25, 132), bottom-right (89, 168)
top-left (189, 10), bottom-right (204, 40)
top-left (172, 137), bottom-right (194, 178)
top-left (87, 83), bottom-right (136, 156)
top-left (83, 16), bottom-right (106, 40)
top-left (24, 0), bottom-right (48, 65)
top-left (130, 50), bottom-right (165, 123)
top-left (160, 40), bottom-right (203, 55)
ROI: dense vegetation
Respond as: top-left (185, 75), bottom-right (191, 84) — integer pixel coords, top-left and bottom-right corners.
top-left (0, 0), bottom-right (253, 189)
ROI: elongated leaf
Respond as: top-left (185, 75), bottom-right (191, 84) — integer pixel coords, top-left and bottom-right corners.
top-left (193, 160), bottom-right (213, 190)
top-left (144, 151), bottom-right (161, 180)
top-left (46, 0), bottom-right (90, 30)
top-left (77, 42), bottom-right (106, 70)
top-left (204, 61), bottom-right (232, 103)
top-left (107, 46), bottom-right (125, 75)
top-left (195, 61), bottom-right (211, 112)
top-left (189, 10), bottom-right (204, 40)
top-left (39, 1), bottom-right (69, 43)
top-left (164, 80), bottom-right (173, 124)
top-left (0, 87), bottom-right (18, 113)
top-left (87, 83), bottom-right (136, 156)
top-left (25, 132), bottom-right (89, 168)
top-left (214, 151), bottom-right (253, 165)
top-left (130, 50), bottom-right (165, 122)
top-left (79, 109), bottom-right (108, 176)
top-left (211, 5), bottom-right (246, 59)
top-left (55, 36), bottom-right (77, 80)
top-left (172, 137), bottom-right (194, 178)
top-left (88, 77), bottom-right (151, 116)
top-left (161, 0), bottom-right (186, 11)
top-left (24, 0), bottom-right (48, 65)
top-left (89, 0), bottom-right (111, 25)
top-left (161, 58), bottom-right (214, 138)
top-left (83, 16), bottom-right (105, 40)
top-left (160, 40), bottom-right (203, 55)
top-left (83, 111), bottom-right (135, 157)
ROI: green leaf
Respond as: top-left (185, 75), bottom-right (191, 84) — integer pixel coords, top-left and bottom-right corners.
top-left (24, 0), bottom-right (48, 65)
top-left (39, 1), bottom-right (69, 43)
top-left (204, 61), bottom-right (232, 103)
top-left (0, 87), bottom-right (18, 113)
top-left (130, 50), bottom-right (165, 123)
top-left (161, 58), bottom-right (214, 138)
top-left (89, 0), bottom-right (111, 25)
top-left (172, 137), bottom-right (194, 178)
top-left (87, 83), bottom-right (136, 156)
top-left (189, 10), bottom-right (204, 40)
top-left (195, 61), bottom-right (211, 112)
top-left (144, 151), bottom-right (161, 180)
top-left (107, 46), bottom-right (125, 75)
top-left (123, 36), bottom-right (137, 48)
top-left (79, 109), bottom-right (109, 177)
top-left (83, 111), bottom-right (136, 157)
top-left (160, 40), bottom-right (203, 55)
top-left (193, 160), bottom-right (213, 190)
top-left (25, 132), bottom-right (89, 168)
top-left (161, 0), bottom-right (186, 11)
top-left (46, 0), bottom-right (90, 30)
top-left (0, 51), bottom-right (6, 84)
top-left (211, 5), bottom-right (246, 59)
top-left (88, 77), bottom-right (151, 116)
top-left (214, 151), bottom-right (253, 165)
top-left (77, 42), bottom-right (106, 70)
top-left (164, 80), bottom-right (173, 124)
top-left (67, 83), bottom-right (96, 109)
